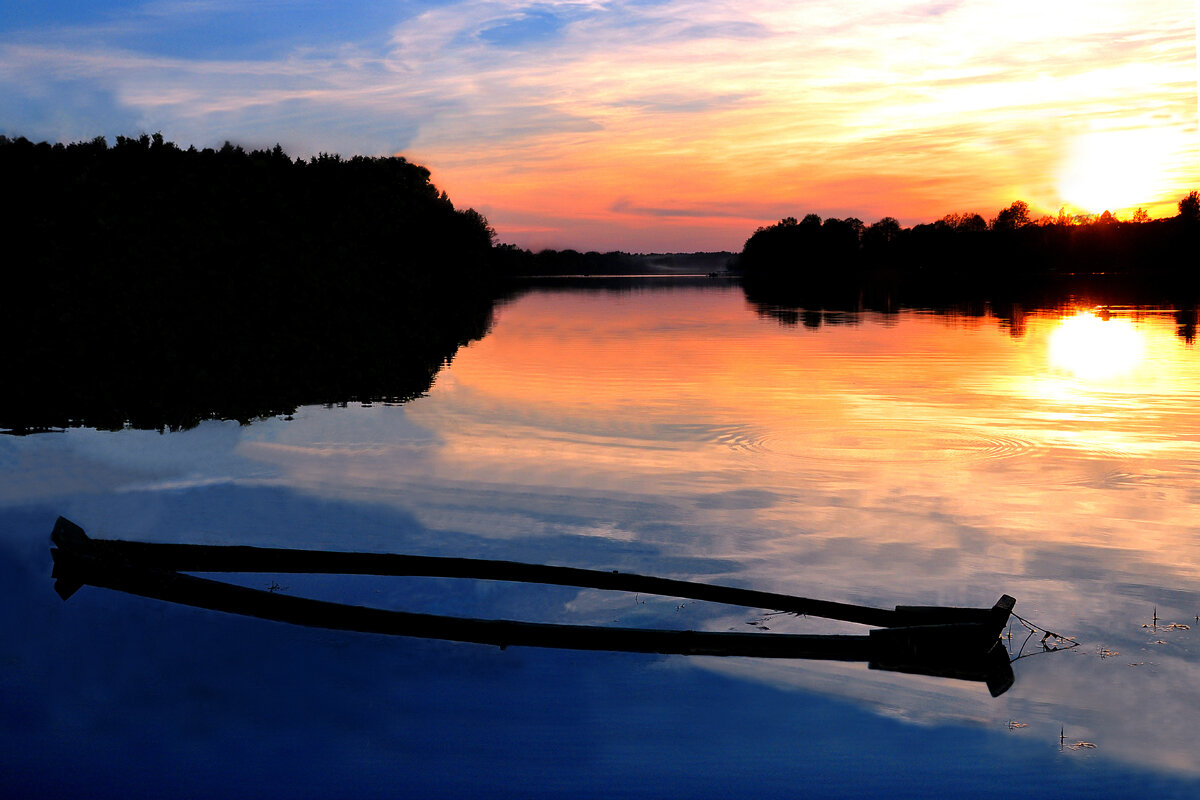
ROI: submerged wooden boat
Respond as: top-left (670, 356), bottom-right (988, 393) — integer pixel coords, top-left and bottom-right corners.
top-left (50, 516), bottom-right (1017, 695)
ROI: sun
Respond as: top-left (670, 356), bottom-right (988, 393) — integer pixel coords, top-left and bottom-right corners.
top-left (1056, 129), bottom-right (1174, 216)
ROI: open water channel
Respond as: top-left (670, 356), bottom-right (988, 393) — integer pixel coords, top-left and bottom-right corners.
top-left (4, 280), bottom-right (1200, 797)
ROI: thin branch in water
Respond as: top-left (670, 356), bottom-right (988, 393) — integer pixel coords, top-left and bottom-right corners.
top-left (1008, 612), bottom-right (1080, 662)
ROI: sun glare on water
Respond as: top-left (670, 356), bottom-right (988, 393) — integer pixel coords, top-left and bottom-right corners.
top-left (1049, 311), bottom-right (1146, 380)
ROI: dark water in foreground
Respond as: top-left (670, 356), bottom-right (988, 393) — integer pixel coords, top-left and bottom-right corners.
top-left (4, 283), bottom-right (1200, 797)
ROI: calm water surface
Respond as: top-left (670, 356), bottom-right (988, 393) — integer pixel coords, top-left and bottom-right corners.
top-left (4, 282), bottom-right (1200, 797)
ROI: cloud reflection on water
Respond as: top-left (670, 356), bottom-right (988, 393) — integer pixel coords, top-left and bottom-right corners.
top-left (230, 286), bottom-right (1200, 774)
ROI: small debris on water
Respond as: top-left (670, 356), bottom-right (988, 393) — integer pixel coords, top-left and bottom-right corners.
top-left (1059, 727), bottom-right (1097, 751)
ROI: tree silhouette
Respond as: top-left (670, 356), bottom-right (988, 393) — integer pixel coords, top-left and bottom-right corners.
top-left (1179, 191), bottom-right (1200, 223)
top-left (0, 133), bottom-right (504, 432)
top-left (863, 217), bottom-right (901, 251)
top-left (991, 201), bottom-right (1030, 231)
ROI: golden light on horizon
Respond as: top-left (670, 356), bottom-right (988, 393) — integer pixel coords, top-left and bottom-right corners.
top-left (1056, 129), bottom-right (1177, 216)
top-left (1048, 310), bottom-right (1146, 379)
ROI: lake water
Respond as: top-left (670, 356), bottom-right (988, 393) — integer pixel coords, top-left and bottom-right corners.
top-left (4, 281), bottom-right (1200, 798)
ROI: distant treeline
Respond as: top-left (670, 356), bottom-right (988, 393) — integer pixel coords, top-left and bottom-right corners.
top-left (492, 246), bottom-right (734, 276)
top-left (0, 134), bottom-right (501, 432)
top-left (738, 195), bottom-right (1200, 314)
top-left (492, 246), bottom-right (644, 275)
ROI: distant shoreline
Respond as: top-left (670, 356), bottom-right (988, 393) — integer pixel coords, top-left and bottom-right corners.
top-left (509, 272), bottom-right (736, 280)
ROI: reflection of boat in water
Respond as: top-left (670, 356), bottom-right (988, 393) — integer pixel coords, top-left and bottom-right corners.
top-left (50, 517), bottom-right (1016, 696)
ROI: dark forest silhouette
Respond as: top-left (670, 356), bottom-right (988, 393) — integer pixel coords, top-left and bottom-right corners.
top-left (0, 134), bottom-right (501, 433)
top-left (738, 195), bottom-right (1200, 336)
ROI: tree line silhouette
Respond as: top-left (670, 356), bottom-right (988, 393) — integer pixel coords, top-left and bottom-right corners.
top-left (0, 134), bottom-right (502, 433)
top-left (491, 246), bottom-right (645, 275)
top-left (490, 246), bottom-right (735, 276)
top-left (738, 194), bottom-right (1200, 331)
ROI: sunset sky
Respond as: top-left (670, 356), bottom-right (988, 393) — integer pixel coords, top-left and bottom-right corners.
top-left (2, 1), bottom-right (1197, 251)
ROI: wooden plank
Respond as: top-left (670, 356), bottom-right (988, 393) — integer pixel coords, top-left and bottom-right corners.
top-left (52, 542), bottom-right (876, 659)
top-left (49, 517), bottom-right (1017, 694)
top-left (51, 517), bottom-right (1014, 630)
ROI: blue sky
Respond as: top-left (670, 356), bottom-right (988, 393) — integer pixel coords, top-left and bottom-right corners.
top-left (3, 1), bottom-right (410, 59)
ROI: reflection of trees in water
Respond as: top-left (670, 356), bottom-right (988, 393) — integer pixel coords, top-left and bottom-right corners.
top-left (1176, 308), bottom-right (1197, 344)
top-left (0, 135), bottom-right (501, 433)
top-left (745, 272), bottom-right (1200, 343)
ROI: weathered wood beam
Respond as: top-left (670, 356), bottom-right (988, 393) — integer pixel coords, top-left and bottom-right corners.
top-left (49, 517), bottom-right (1017, 694)
top-left (50, 517), bottom-right (1014, 633)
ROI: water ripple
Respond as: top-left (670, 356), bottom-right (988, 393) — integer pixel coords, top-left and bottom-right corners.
top-left (696, 422), bottom-right (1041, 464)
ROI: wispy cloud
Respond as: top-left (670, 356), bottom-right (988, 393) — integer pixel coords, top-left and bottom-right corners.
top-left (1, 0), bottom-right (1195, 249)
